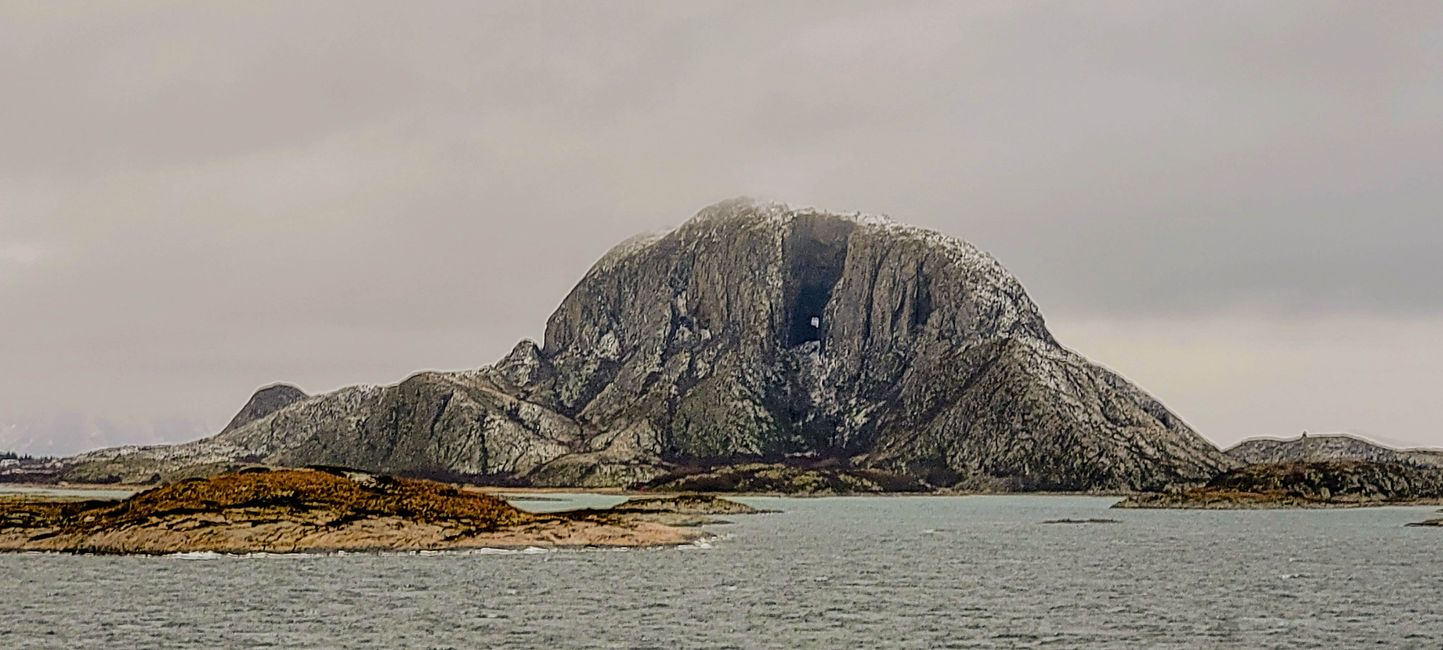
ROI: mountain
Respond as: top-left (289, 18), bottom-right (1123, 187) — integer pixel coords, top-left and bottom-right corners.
top-left (1226, 434), bottom-right (1443, 469)
top-left (63, 199), bottom-right (1236, 491)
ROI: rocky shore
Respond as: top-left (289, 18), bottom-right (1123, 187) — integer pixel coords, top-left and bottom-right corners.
top-left (0, 468), bottom-right (719, 554)
top-left (1115, 461), bottom-right (1443, 509)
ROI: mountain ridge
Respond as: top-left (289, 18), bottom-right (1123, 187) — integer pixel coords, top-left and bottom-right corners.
top-left (1227, 433), bottom-right (1443, 468)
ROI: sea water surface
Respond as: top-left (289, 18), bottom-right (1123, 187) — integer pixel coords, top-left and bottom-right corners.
top-left (3, 493), bottom-right (1440, 648)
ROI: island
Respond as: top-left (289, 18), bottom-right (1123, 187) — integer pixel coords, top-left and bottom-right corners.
top-left (0, 467), bottom-right (761, 554)
top-left (1115, 460), bottom-right (1443, 509)
top-left (639, 462), bottom-right (930, 495)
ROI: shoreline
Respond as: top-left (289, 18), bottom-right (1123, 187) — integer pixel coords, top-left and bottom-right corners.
top-left (16, 482), bottom-right (1443, 509)
top-left (5, 481), bottom-right (1141, 499)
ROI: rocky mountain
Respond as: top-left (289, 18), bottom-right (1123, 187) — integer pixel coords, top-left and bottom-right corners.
top-left (64, 199), bottom-right (1236, 491)
top-left (1227, 434), bottom-right (1443, 469)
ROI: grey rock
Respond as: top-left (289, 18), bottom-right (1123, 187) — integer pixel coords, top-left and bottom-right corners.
top-left (1227, 434), bottom-right (1443, 469)
top-left (223, 384), bottom-right (308, 433)
top-left (64, 199), bottom-right (1237, 491)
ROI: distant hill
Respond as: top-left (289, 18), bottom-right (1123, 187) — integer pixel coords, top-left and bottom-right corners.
top-left (1117, 460), bottom-right (1443, 509)
top-left (1226, 434), bottom-right (1443, 468)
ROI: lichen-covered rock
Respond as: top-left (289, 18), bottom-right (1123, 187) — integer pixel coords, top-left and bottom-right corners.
top-left (64, 199), bottom-right (1236, 491)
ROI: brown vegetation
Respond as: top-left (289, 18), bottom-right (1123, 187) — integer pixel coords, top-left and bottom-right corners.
top-left (0, 467), bottom-right (700, 554)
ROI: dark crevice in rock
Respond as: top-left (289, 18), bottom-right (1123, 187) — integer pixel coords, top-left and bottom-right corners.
top-left (428, 392), bottom-right (454, 439)
top-left (782, 215), bottom-right (854, 349)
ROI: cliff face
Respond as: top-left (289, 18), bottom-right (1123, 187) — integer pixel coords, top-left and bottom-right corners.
top-left (1227, 434), bottom-right (1443, 469)
top-left (66, 199), bottom-right (1236, 491)
top-left (222, 384), bottom-right (308, 432)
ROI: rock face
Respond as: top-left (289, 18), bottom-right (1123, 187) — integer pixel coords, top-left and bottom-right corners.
top-left (65, 199), bottom-right (1235, 491)
top-left (1116, 460), bottom-right (1443, 509)
top-left (223, 384), bottom-right (308, 432)
top-left (1227, 434), bottom-right (1443, 468)
top-left (0, 468), bottom-right (699, 554)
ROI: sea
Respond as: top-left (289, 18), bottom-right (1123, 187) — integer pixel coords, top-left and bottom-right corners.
top-left (3, 491), bottom-right (1440, 648)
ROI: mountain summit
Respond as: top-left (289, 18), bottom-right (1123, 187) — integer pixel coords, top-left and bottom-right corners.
top-left (68, 199), bottom-right (1236, 490)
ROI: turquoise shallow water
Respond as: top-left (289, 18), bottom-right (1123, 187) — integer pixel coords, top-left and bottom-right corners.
top-left (3, 495), bottom-right (1440, 648)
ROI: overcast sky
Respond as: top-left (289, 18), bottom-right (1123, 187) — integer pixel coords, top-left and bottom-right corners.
top-left (2, 1), bottom-right (1440, 455)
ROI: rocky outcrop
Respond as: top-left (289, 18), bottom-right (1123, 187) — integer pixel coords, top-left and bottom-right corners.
top-left (223, 384), bottom-right (308, 432)
top-left (0, 468), bottom-right (700, 554)
top-left (1227, 434), bottom-right (1443, 468)
top-left (600, 493), bottom-right (768, 526)
top-left (63, 199), bottom-right (1236, 492)
top-left (1115, 461), bottom-right (1443, 509)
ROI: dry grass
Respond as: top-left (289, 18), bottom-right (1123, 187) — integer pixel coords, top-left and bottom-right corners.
top-left (1, 468), bottom-right (712, 554)
top-left (27, 467), bottom-right (534, 536)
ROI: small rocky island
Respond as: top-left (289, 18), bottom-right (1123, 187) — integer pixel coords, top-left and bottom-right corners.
top-left (640, 463), bottom-right (930, 495)
top-left (1115, 460), bottom-right (1443, 509)
top-left (0, 468), bottom-right (753, 554)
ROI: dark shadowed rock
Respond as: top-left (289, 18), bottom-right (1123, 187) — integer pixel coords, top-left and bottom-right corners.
top-left (64, 199), bottom-right (1236, 491)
